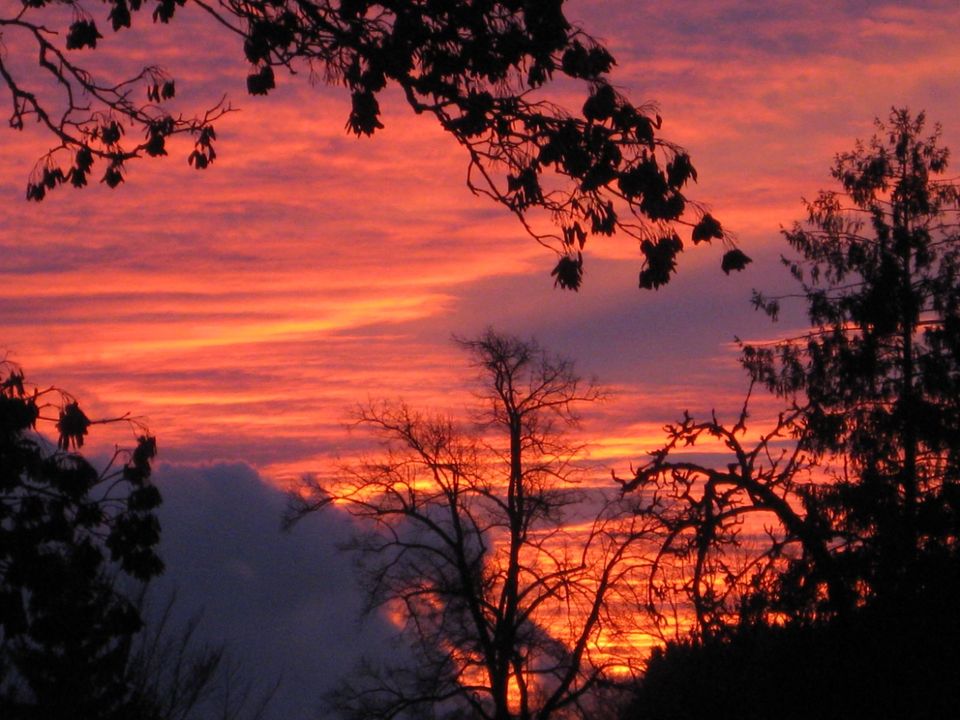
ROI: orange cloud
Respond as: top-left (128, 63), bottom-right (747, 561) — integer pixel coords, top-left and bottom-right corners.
top-left (3, 0), bottom-right (959, 489)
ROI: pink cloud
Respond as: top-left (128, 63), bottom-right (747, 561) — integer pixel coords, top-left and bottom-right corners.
top-left (2, 0), bottom-right (958, 485)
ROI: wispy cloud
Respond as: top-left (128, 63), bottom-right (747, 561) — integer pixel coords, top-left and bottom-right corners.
top-left (2, 0), bottom-right (957, 483)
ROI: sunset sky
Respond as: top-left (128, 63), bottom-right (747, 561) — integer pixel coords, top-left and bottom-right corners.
top-left (3, 0), bottom-right (960, 715)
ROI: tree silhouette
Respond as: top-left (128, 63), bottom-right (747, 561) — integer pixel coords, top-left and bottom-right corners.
top-left (1, 0), bottom-right (750, 288)
top-left (0, 362), bottom-right (275, 719)
top-left (619, 108), bottom-right (960, 633)
top-left (0, 361), bottom-right (162, 718)
top-left (744, 107), bottom-right (960, 611)
top-left (615, 400), bottom-right (842, 640)
top-left (287, 330), bottom-right (653, 720)
top-left (616, 108), bottom-right (960, 719)
top-left (625, 609), bottom-right (960, 720)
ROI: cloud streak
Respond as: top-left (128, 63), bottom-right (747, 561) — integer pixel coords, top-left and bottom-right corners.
top-left (3, 1), bottom-right (959, 710)
top-left (4, 1), bottom-right (958, 479)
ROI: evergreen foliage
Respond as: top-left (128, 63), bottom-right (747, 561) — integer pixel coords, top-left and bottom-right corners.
top-left (0, 363), bottom-right (162, 718)
top-left (619, 109), bottom-right (960, 719)
top-left (744, 108), bottom-right (960, 612)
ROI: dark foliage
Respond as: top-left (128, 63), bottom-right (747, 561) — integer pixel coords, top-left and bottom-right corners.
top-left (625, 589), bottom-right (960, 720)
top-left (744, 108), bottom-right (960, 611)
top-left (1, 0), bottom-right (750, 287)
top-left (0, 362), bottom-right (162, 718)
top-left (618, 108), bottom-right (960, 720)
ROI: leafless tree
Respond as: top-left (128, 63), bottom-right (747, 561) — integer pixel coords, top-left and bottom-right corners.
top-left (124, 592), bottom-right (278, 720)
top-left (615, 392), bottom-right (845, 641)
top-left (288, 330), bottom-right (655, 720)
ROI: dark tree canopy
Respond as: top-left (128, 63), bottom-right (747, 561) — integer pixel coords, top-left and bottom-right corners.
top-left (616, 108), bottom-right (960, 718)
top-left (619, 109), bottom-right (960, 636)
top-left (0, 363), bottom-right (277, 719)
top-left (0, 362), bottom-right (163, 718)
top-left (625, 607), bottom-right (960, 720)
top-left (1, 0), bottom-right (750, 288)
top-left (744, 108), bottom-right (960, 611)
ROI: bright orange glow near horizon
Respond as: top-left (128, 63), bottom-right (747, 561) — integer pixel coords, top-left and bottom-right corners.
top-left (3, 1), bottom-right (960, 699)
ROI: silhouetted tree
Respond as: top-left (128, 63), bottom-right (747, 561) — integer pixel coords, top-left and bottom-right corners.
top-left (619, 108), bottom-right (960, 633)
top-left (0, 361), bottom-right (163, 718)
top-left (625, 609), bottom-right (960, 720)
top-left (288, 330), bottom-right (654, 720)
top-left (0, 362), bottom-right (275, 719)
top-left (615, 400), bottom-right (841, 640)
top-left (1, 1), bottom-right (749, 288)
top-left (744, 107), bottom-right (960, 611)
top-left (616, 108), bottom-right (960, 720)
